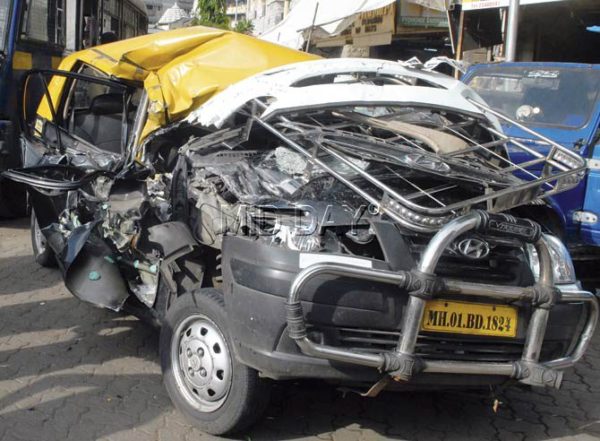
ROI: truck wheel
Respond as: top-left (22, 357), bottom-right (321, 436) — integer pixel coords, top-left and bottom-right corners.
top-left (31, 211), bottom-right (56, 267)
top-left (0, 180), bottom-right (27, 218)
top-left (160, 288), bottom-right (271, 435)
top-left (0, 152), bottom-right (26, 218)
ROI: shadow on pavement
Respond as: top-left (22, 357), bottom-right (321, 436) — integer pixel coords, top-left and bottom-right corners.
top-left (0, 218), bottom-right (29, 231)
top-left (0, 303), bottom-right (598, 441)
top-left (0, 218), bottom-right (599, 441)
top-left (0, 255), bottom-right (61, 295)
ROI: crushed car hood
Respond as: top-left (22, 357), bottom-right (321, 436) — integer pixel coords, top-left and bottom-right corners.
top-left (186, 58), bottom-right (501, 131)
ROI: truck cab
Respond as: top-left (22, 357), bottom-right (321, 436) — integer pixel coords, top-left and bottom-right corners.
top-left (462, 62), bottom-right (600, 287)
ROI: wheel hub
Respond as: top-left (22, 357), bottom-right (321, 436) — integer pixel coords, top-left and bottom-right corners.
top-left (172, 314), bottom-right (232, 412)
top-left (180, 340), bottom-right (214, 388)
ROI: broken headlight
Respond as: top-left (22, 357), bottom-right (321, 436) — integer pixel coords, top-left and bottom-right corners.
top-left (526, 234), bottom-right (576, 285)
top-left (251, 208), bottom-right (321, 252)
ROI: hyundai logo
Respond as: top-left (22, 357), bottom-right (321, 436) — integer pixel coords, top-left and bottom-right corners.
top-left (457, 238), bottom-right (490, 259)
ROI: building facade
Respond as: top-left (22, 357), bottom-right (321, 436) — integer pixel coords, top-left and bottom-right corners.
top-left (247, 0), bottom-right (291, 34)
top-left (226, 0), bottom-right (248, 26)
top-left (144, 0), bottom-right (194, 28)
top-left (300, 1), bottom-right (449, 61)
top-left (145, 0), bottom-right (165, 26)
top-left (156, 1), bottom-right (191, 30)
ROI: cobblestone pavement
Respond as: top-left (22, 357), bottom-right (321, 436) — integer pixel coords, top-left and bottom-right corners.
top-left (0, 218), bottom-right (599, 441)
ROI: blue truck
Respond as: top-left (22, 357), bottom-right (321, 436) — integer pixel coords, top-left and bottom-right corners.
top-left (463, 62), bottom-right (600, 287)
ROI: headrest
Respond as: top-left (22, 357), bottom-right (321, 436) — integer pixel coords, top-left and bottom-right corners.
top-left (90, 93), bottom-right (123, 115)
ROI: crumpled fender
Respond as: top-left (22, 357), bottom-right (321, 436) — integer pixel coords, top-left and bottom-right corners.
top-left (46, 221), bottom-right (130, 311)
top-left (137, 221), bottom-right (198, 259)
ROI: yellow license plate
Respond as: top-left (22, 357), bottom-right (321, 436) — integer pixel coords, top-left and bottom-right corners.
top-left (421, 300), bottom-right (517, 338)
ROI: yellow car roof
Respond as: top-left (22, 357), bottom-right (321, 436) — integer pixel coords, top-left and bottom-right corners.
top-left (55, 26), bottom-right (319, 140)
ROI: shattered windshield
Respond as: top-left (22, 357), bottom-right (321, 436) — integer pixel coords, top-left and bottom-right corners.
top-left (467, 67), bottom-right (600, 129)
top-left (0, 0), bottom-right (10, 54)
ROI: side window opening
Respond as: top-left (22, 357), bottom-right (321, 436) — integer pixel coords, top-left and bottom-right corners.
top-left (20, 0), bottom-right (65, 46)
top-left (61, 64), bottom-right (131, 154)
top-left (22, 68), bottom-right (138, 157)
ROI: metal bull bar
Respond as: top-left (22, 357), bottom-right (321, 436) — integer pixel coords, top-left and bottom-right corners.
top-left (285, 210), bottom-right (599, 388)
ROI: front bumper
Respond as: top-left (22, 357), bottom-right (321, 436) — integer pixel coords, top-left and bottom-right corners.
top-left (223, 211), bottom-right (598, 388)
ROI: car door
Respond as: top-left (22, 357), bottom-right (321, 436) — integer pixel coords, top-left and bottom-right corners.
top-left (581, 114), bottom-right (600, 246)
top-left (17, 66), bottom-right (135, 169)
top-left (1, 67), bottom-right (140, 310)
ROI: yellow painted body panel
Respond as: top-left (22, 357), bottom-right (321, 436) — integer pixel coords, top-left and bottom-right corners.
top-left (38, 26), bottom-right (319, 141)
top-left (51, 56), bottom-right (62, 69)
top-left (13, 51), bottom-right (32, 70)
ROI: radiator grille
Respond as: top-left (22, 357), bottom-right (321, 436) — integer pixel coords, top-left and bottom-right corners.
top-left (314, 326), bottom-right (564, 362)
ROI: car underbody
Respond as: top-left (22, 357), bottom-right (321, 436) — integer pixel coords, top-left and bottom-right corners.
top-left (4, 58), bottom-right (598, 434)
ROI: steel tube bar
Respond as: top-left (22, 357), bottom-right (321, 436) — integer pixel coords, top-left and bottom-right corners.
top-left (522, 309), bottom-right (550, 362)
top-left (267, 116), bottom-right (582, 221)
top-left (396, 212), bottom-right (481, 355)
top-left (444, 279), bottom-right (530, 301)
top-left (283, 210), bottom-right (598, 383)
top-left (255, 117), bottom-right (437, 232)
top-left (521, 239), bottom-right (553, 362)
top-left (283, 119), bottom-right (577, 217)
top-left (295, 339), bottom-right (384, 368)
top-left (476, 103), bottom-right (585, 167)
top-left (288, 264), bottom-right (408, 306)
top-left (505, 0), bottom-right (520, 62)
top-left (423, 360), bottom-right (516, 376)
top-left (287, 263), bottom-right (408, 369)
top-left (545, 290), bottom-right (599, 369)
top-left (418, 213), bottom-right (481, 275)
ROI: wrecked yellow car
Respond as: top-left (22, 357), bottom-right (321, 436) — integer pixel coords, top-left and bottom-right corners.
top-left (4, 27), bottom-right (598, 435)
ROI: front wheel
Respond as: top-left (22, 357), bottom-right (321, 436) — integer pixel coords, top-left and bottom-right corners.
top-left (160, 288), bottom-right (271, 435)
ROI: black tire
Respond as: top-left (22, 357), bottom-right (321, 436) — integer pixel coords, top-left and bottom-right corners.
top-left (0, 137), bottom-right (26, 219)
top-left (160, 288), bottom-right (271, 435)
top-left (30, 210), bottom-right (56, 267)
top-left (0, 180), bottom-right (26, 218)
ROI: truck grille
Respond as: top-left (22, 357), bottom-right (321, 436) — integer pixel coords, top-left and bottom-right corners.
top-left (407, 236), bottom-right (534, 286)
top-left (314, 326), bottom-right (564, 363)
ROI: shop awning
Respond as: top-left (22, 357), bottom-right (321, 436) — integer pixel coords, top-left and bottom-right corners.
top-left (260, 0), bottom-right (397, 49)
top-left (406, 0), bottom-right (447, 11)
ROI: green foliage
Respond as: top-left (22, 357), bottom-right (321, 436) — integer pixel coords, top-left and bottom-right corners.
top-left (192, 0), bottom-right (256, 34)
top-left (233, 18), bottom-right (254, 34)
top-left (193, 0), bottom-right (230, 29)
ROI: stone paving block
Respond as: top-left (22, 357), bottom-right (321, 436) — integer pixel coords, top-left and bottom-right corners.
top-left (1, 219), bottom-right (600, 441)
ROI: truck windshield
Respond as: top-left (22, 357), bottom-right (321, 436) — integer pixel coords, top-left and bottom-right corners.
top-left (467, 67), bottom-right (600, 129)
top-left (0, 0), bottom-right (10, 54)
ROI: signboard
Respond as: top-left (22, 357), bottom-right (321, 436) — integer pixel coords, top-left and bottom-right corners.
top-left (397, 16), bottom-right (448, 27)
top-left (353, 3), bottom-right (396, 46)
top-left (406, 0), bottom-right (447, 11)
top-left (313, 1), bottom-right (448, 48)
top-left (397, 0), bottom-right (448, 31)
top-left (462, 0), bottom-right (564, 10)
top-left (316, 4), bottom-right (396, 48)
